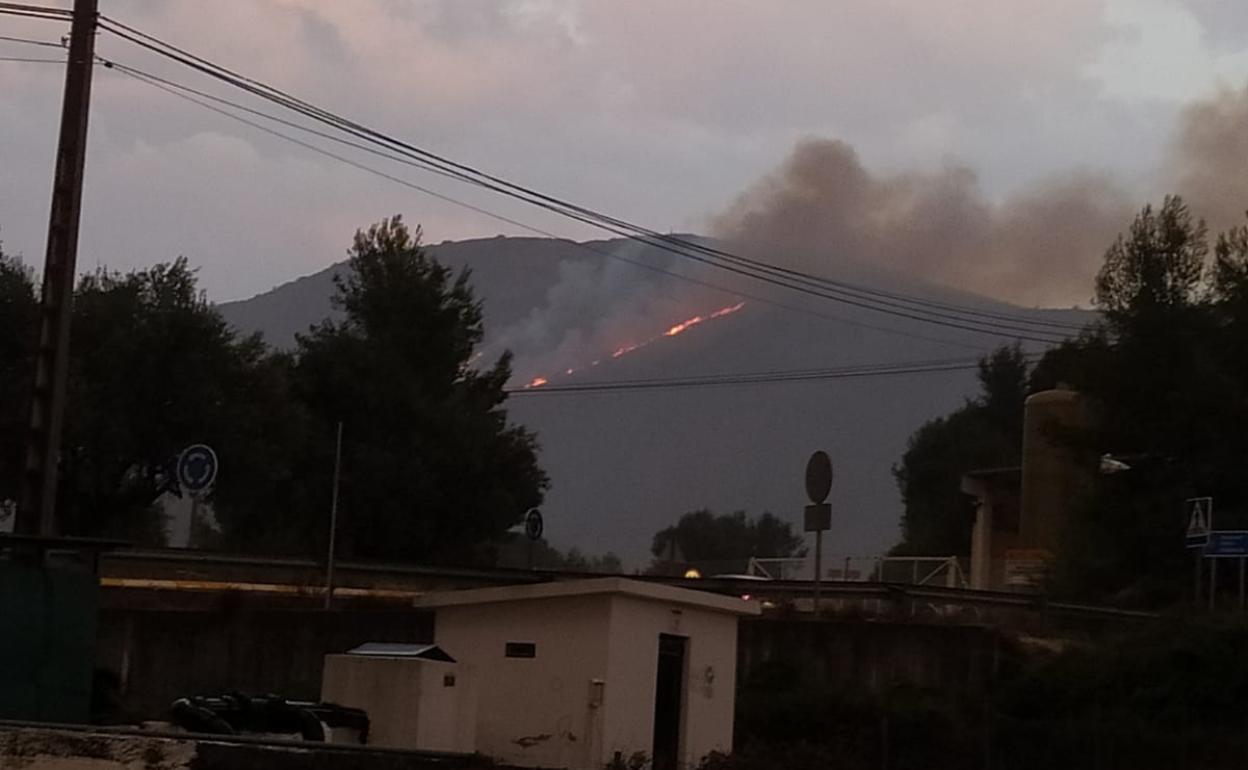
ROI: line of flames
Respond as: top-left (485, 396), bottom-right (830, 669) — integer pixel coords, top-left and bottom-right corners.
top-left (523, 300), bottom-right (746, 389)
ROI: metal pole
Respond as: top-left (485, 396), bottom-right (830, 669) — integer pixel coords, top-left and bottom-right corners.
top-left (813, 529), bottom-right (822, 615)
top-left (17, 0), bottom-right (98, 535)
top-left (1239, 557), bottom-right (1245, 612)
top-left (1210, 557), bottom-right (1218, 613)
top-left (844, 555), bottom-right (851, 581)
top-left (188, 495), bottom-right (200, 548)
top-left (323, 421), bottom-right (343, 610)
top-left (1195, 552), bottom-right (1202, 606)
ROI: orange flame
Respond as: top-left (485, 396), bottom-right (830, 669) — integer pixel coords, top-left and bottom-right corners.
top-left (664, 314), bottom-right (704, 337)
top-left (663, 300), bottom-right (745, 337)
top-left (520, 300), bottom-right (746, 387)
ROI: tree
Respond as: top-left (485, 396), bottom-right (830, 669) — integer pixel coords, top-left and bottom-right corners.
top-left (285, 216), bottom-right (548, 562)
top-left (54, 259), bottom-right (303, 543)
top-left (649, 509), bottom-right (804, 574)
top-left (493, 535), bottom-right (622, 573)
top-left (891, 345), bottom-right (1028, 556)
top-left (0, 246), bottom-right (38, 517)
top-left (895, 199), bottom-right (1248, 604)
top-left (1094, 195), bottom-right (1207, 328)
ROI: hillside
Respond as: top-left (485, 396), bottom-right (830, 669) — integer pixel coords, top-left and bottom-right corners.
top-left (218, 235), bottom-right (1092, 566)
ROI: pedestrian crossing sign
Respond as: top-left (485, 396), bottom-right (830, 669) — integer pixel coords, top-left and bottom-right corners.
top-left (1186, 497), bottom-right (1213, 549)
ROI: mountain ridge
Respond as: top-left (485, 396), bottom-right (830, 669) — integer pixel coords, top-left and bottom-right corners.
top-left (218, 234), bottom-right (1092, 566)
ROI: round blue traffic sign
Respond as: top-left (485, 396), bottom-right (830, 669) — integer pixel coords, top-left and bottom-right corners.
top-left (177, 444), bottom-right (218, 495)
top-left (524, 508), bottom-right (543, 541)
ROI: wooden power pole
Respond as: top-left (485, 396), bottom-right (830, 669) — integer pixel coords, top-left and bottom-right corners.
top-left (17, 0), bottom-right (99, 536)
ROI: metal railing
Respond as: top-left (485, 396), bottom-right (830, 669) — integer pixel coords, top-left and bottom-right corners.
top-left (747, 555), bottom-right (968, 588)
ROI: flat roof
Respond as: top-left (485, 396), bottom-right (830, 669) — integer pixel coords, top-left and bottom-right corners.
top-left (411, 576), bottom-right (761, 616)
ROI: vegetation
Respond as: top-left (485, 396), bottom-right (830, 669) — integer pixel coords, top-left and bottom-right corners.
top-left (894, 195), bottom-right (1248, 605)
top-left (649, 509), bottom-right (804, 574)
top-left (712, 618), bottom-right (1248, 770)
top-left (891, 345), bottom-right (1028, 556)
top-left (495, 534), bottom-right (623, 573)
top-left (273, 217), bottom-right (547, 562)
top-left (0, 218), bottom-right (548, 563)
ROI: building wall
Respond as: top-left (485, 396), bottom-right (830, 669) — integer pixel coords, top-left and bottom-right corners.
top-left (320, 655), bottom-right (477, 753)
top-left (0, 560), bottom-right (99, 723)
top-left (602, 596), bottom-right (738, 768)
top-left (432, 595), bottom-right (611, 769)
top-left (96, 608), bottom-right (433, 719)
top-left (1020, 389), bottom-right (1093, 556)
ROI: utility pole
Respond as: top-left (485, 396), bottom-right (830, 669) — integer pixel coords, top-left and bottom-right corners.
top-left (323, 421), bottom-right (344, 610)
top-left (17, 0), bottom-right (98, 535)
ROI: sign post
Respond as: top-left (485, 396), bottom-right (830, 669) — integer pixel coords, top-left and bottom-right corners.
top-left (524, 508), bottom-right (543, 570)
top-left (177, 444), bottom-right (218, 549)
top-left (1202, 528), bottom-right (1248, 613)
top-left (804, 451), bottom-right (833, 615)
top-left (1186, 497), bottom-right (1213, 605)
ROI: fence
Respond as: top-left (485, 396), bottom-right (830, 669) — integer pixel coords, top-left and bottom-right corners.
top-left (747, 555), bottom-right (968, 588)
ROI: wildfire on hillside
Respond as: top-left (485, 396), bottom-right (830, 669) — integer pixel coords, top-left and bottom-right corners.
top-left (522, 300), bottom-right (746, 388)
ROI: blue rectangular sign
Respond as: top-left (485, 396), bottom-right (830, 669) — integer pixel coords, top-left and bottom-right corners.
top-left (1205, 530), bottom-right (1248, 558)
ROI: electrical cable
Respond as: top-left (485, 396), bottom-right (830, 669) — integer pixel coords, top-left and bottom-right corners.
top-left (98, 56), bottom-right (1008, 354)
top-left (0, 34), bottom-right (65, 48)
top-left (94, 15), bottom-right (1081, 344)
top-left (504, 356), bottom-right (1043, 395)
top-left (0, 3), bottom-right (71, 22)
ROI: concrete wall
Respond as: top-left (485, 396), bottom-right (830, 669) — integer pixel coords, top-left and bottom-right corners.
top-left (432, 595), bottom-right (611, 769)
top-left (0, 560), bottom-right (98, 723)
top-left (737, 618), bottom-right (999, 696)
top-left (96, 608), bottom-right (433, 719)
top-left (603, 596), bottom-right (738, 768)
top-left (321, 655), bottom-right (478, 753)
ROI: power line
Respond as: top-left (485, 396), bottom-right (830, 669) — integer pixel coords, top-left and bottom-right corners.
top-left (93, 15), bottom-right (1079, 344)
top-left (0, 3), bottom-right (71, 22)
top-left (98, 56), bottom-right (1000, 354)
top-left (0, 34), bottom-right (65, 48)
top-left (0, 55), bottom-right (62, 62)
top-left (505, 356), bottom-right (1041, 395)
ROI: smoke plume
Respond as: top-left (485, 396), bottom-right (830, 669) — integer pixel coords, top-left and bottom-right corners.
top-left (1168, 86), bottom-right (1248, 234)
top-left (712, 85), bottom-right (1248, 308)
top-left (712, 138), bottom-right (1132, 308)
top-left (494, 85), bottom-right (1248, 381)
top-left (482, 239), bottom-right (722, 384)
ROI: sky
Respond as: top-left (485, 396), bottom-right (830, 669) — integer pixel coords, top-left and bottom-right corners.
top-left (3, 0), bottom-right (1248, 303)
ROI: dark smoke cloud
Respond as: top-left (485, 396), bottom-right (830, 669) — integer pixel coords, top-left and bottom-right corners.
top-left (712, 138), bottom-right (1132, 308)
top-left (1168, 86), bottom-right (1248, 234)
top-left (715, 83), bottom-right (1248, 309)
top-left (493, 85), bottom-right (1248, 380)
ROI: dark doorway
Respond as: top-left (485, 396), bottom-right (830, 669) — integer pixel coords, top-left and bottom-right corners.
top-left (652, 634), bottom-right (687, 770)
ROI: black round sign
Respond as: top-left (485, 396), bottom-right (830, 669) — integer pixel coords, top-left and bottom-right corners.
top-left (177, 444), bottom-right (218, 495)
top-left (805, 450), bottom-right (833, 504)
top-left (524, 508), bottom-right (544, 541)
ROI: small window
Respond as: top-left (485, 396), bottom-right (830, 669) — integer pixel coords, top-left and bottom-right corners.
top-left (505, 641), bottom-right (536, 658)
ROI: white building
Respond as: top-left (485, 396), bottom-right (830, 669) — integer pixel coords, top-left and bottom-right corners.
top-left (413, 577), bottom-right (759, 770)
